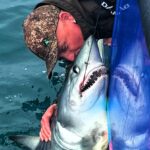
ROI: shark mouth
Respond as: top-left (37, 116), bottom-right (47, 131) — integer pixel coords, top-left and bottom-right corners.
top-left (113, 66), bottom-right (138, 97)
top-left (80, 65), bottom-right (108, 93)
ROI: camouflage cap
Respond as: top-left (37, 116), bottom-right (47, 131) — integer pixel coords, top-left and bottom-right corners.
top-left (23, 5), bottom-right (60, 78)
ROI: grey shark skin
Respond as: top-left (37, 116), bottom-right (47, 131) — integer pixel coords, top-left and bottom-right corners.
top-left (11, 36), bottom-right (108, 150)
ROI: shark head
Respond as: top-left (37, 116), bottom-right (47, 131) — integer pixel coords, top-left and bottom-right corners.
top-left (61, 35), bottom-right (108, 111)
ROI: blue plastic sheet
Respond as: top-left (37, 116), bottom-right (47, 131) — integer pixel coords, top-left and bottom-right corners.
top-left (108, 0), bottom-right (150, 149)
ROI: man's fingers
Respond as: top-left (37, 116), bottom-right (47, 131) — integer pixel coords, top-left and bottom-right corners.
top-left (41, 117), bottom-right (50, 134)
top-left (39, 131), bottom-right (44, 141)
top-left (41, 124), bottom-right (51, 139)
top-left (40, 128), bottom-right (50, 142)
top-left (40, 128), bottom-right (51, 142)
top-left (40, 116), bottom-right (51, 141)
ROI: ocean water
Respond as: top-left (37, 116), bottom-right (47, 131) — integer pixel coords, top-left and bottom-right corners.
top-left (0, 0), bottom-right (65, 149)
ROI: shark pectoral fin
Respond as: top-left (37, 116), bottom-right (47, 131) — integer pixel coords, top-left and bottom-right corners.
top-left (9, 135), bottom-right (40, 150)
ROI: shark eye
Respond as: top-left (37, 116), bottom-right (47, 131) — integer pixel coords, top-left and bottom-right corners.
top-left (72, 65), bottom-right (80, 74)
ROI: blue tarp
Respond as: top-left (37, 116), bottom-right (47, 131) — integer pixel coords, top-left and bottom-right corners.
top-left (108, 0), bottom-right (150, 149)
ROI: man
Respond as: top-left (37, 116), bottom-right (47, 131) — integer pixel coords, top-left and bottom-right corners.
top-left (23, 0), bottom-right (115, 142)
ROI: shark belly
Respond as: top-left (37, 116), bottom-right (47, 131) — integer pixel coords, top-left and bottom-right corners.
top-left (51, 93), bottom-right (108, 150)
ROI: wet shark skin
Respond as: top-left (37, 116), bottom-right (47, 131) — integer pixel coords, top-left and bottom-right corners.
top-left (51, 36), bottom-right (109, 150)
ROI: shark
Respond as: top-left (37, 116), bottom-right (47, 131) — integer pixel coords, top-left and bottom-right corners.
top-left (10, 35), bottom-right (109, 150)
top-left (108, 0), bottom-right (150, 149)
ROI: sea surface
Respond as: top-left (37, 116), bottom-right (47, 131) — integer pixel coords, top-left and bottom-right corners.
top-left (0, 0), bottom-right (65, 149)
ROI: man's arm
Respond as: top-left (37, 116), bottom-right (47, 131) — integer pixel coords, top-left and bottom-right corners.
top-left (40, 104), bottom-right (57, 141)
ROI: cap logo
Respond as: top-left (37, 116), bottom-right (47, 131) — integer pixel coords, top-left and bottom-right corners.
top-left (42, 38), bottom-right (50, 47)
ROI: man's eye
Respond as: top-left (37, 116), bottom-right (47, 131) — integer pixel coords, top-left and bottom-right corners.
top-left (72, 65), bottom-right (80, 74)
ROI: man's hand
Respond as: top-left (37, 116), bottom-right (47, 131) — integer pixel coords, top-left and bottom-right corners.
top-left (104, 38), bottom-right (112, 46)
top-left (40, 104), bottom-right (57, 142)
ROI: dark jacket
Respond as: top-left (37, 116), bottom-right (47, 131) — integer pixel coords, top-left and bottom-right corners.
top-left (35, 0), bottom-right (115, 39)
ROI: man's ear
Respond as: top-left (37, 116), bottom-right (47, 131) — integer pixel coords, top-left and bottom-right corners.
top-left (59, 11), bottom-right (75, 22)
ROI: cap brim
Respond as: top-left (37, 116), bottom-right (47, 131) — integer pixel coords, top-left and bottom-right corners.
top-left (45, 40), bottom-right (58, 79)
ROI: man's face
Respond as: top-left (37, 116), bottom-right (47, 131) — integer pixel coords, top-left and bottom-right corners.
top-left (56, 12), bottom-right (84, 61)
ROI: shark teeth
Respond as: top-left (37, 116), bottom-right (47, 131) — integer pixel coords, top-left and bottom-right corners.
top-left (80, 66), bottom-right (108, 93)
